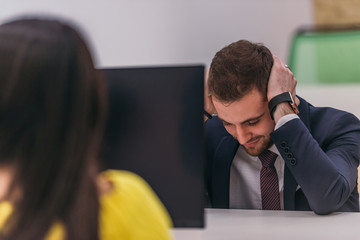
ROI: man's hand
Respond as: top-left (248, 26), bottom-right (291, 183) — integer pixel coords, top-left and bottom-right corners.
top-left (267, 54), bottom-right (298, 104)
top-left (204, 68), bottom-right (216, 121)
top-left (267, 54), bottom-right (300, 123)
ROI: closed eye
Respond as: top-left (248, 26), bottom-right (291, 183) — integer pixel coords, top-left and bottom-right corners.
top-left (247, 120), bottom-right (260, 126)
top-left (222, 121), bottom-right (232, 126)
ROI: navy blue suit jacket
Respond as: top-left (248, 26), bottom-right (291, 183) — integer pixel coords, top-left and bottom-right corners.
top-left (205, 97), bottom-right (360, 214)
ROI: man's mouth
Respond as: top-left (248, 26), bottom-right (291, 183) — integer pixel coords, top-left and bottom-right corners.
top-left (244, 136), bottom-right (262, 148)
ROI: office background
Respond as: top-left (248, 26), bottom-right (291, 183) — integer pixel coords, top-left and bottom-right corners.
top-left (1, 0), bottom-right (313, 67)
top-left (1, 0), bottom-right (360, 118)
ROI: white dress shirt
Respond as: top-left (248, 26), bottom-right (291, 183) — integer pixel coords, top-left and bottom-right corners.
top-left (229, 113), bottom-right (299, 210)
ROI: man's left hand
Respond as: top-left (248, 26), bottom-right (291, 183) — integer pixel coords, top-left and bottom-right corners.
top-left (267, 54), bottom-right (298, 104)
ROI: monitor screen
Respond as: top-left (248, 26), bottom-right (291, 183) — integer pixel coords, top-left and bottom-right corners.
top-left (99, 65), bottom-right (205, 228)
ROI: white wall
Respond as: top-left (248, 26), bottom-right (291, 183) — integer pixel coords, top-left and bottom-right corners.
top-left (0, 0), bottom-right (313, 68)
top-left (3, 1), bottom-right (359, 118)
top-left (297, 84), bottom-right (360, 119)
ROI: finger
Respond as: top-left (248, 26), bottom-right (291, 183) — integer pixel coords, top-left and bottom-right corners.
top-left (204, 68), bottom-right (209, 82)
top-left (277, 58), bottom-right (288, 70)
top-left (271, 53), bottom-right (292, 73)
top-left (204, 68), bottom-right (210, 99)
top-left (272, 55), bottom-right (288, 73)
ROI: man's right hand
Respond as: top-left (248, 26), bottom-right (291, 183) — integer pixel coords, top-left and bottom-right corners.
top-left (204, 68), bottom-right (216, 121)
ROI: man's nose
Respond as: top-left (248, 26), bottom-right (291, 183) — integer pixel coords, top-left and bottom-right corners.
top-left (234, 125), bottom-right (250, 145)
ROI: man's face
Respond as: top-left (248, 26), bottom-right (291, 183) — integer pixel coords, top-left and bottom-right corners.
top-left (212, 89), bottom-right (275, 156)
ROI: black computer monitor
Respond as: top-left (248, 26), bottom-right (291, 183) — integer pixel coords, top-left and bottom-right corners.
top-left (100, 65), bottom-right (205, 228)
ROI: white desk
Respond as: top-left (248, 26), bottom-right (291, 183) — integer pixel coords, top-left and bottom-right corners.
top-left (171, 208), bottom-right (360, 240)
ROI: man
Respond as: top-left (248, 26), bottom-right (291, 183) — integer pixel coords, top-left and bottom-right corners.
top-left (204, 40), bottom-right (360, 214)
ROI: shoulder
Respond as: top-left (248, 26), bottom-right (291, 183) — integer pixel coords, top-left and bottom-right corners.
top-left (299, 96), bottom-right (359, 124)
top-left (205, 115), bottom-right (225, 133)
top-left (205, 116), bottom-right (232, 146)
top-left (100, 169), bottom-right (150, 192)
top-left (99, 170), bottom-right (167, 212)
top-left (307, 103), bottom-right (360, 133)
top-left (0, 201), bottom-right (12, 228)
top-left (299, 97), bottom-right (360, 144)
top-left (98, 170), bottom-right (173, 240)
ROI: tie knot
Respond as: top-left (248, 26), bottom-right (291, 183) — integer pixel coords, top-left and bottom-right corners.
top-left (259, 150), bottom-right (278, 168)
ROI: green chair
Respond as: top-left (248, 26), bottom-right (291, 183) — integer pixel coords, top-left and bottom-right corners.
top-left (288, 25), bottom-right (360, 85)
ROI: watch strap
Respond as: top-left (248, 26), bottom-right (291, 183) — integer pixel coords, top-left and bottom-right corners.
top-left (268, 92), bottom-right (298, 120)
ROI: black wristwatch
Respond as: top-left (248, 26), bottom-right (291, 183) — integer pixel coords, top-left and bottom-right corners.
top-left (268, 92), bottom-right (299, 120)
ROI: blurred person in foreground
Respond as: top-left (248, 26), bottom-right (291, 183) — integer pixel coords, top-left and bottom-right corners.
top-left (204, 40), bottom-right (360, 214)
top-left (0, 17), bottom-right (172, 240)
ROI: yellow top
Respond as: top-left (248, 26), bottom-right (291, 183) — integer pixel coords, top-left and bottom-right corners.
top-left (0, 170), bottom-right (173, 240)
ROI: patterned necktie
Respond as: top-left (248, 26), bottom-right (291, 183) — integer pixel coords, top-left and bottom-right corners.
top-left (258, 150), bottom-right (280, 210)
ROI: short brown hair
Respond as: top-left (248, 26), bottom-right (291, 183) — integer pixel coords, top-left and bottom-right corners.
top-left (208, 40), bottom-right (273, 102)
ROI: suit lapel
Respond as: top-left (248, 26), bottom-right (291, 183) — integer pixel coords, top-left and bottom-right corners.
top-left (211, 136), bottom-right (239, 208)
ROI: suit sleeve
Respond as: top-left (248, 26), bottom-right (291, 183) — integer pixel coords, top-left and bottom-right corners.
top-left (271, 113), bottom-right (360, 214)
